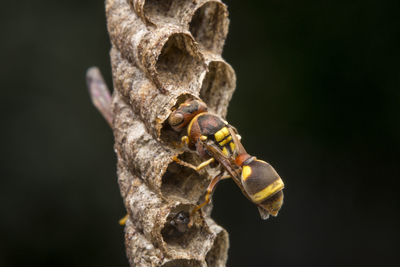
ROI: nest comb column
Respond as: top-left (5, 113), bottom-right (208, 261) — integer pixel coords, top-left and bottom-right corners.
top-left (106, 0), bottom-right (236, 266)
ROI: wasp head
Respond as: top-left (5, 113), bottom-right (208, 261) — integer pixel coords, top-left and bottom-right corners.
top-left (168, 99), bottom-right (207, 131)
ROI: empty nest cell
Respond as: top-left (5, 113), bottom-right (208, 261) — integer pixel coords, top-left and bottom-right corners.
top-left (156, 33), bottom-right (204, 91)
top-left (161, 152), bottom-right (209, 202)
top-left (200, 61), bottom-right (235, 116)
top-left (142, 0), bottom-right (194, 24)
top-left (143, 0), bottom-right (175, 18)
top-left (161, 259), bottom-right (203, 267)
top-left (189, 1), bottom-right (229, 53)
top-left (206, 228), bottom-right (229, 267)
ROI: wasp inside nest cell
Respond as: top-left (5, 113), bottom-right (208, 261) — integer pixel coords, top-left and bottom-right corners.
top-left (168, 98), bottom-right (285, 227)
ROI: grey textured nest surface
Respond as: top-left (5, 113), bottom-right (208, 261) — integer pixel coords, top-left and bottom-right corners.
top-left (106, 0), bottom-right (236, 266)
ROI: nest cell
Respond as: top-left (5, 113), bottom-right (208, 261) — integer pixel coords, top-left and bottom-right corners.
top-left (161, 205), bottom-right (198, 247)
top-left (200, 61), bottom-right (235, 117)
top-left (161, 152), bottom-right (209, 203)
top-left (161, 207), bottom-right (213, 260)
top-left (143, 0), bottom-right (175, 18)
top-left (206, 228), bottom-right (229, 267)
top-left (189, 1), bottom-right (229, 54)
top-left (142, 0), bottom-right (194, 24)
top-left (156, 33), bottom-right (204, 91)
top-left (161, 259), bottom-right (204, 267)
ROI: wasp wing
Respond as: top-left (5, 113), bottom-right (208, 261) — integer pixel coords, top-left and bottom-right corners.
top-left (257, 206), bottom-right (270, 220)
top-left (202, 140), bottom-right (255, 204)
top-left (227, 127), bottom-right (272, 219)
top-left (227, 126), bottom-right (248, 157)
top-left (203, 141), bottom-right (239, 178)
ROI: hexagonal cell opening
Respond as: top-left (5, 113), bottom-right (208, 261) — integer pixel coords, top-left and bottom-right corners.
top-left (161, 205), bottom-right (199, 248)
top-left (143, 0), bottom-right (191, 23)
top-left (161, 152), bottom-right (209, 203)
top-left (156, 33), bottom-right (204, 90)
top-left (200, 61), bottom-right (235, 117)
top-left (161, 259), bottom-right (203, 267)
top-left (189, 1), bottom-right (229, 53)
top-left (143, 0), bottom-right (174, 18)
top-left (206, 229), bottom-right (229, 267)
top-left (161, 204), bottom-right (213, 257)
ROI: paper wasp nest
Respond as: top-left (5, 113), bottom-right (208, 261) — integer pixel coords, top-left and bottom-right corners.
top-left (106, 0), bottom-right (236, 266)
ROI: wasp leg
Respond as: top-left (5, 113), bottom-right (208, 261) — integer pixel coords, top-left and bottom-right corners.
top-left (221, 174), bottom-right (231, 180)
top-left (194, 158), bottom-right (215, 171)
top-left (119, 214), bottom-right (129, 226)
top-left (181, 136), bottom-right (189, 146)
top-left (172, 156), bottom-right (215, 171)
top-left (171, 135), bottom-right (190, 149)
top-left (172, 156), bottom-right (197, 170)
top-left (188, 172), bottom-right (224, 227)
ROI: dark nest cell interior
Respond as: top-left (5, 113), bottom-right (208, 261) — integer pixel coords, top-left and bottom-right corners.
top-left (161, 152), bottom-right (209, 202)
top-left (143, 0), bottom-right (188, 20)
top-left (143, 0), bottom-right (174, 17)
top-left (200, 61), bottom-right (233, 115)
top-left (156, 33), bottom-right (204, 89)
top-left (161, 204), bottom-right (227, 266)
top-left (161, 259), bottom-right (203, 267)
top-left (161, 215), bottom-right (211, 256)
top-left (206, 229), bottom-right (229, 267)
top-left (189, 1), bottom-right (228, 53)
top-left (161, 205), bottom-right (199, 248)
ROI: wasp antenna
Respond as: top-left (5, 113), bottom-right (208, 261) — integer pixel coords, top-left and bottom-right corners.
top-left (86, 67), bottom-right (113, 127)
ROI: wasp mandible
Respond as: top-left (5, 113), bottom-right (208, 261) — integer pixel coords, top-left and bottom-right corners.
top-left (168, 99), bottom-right (285, 223)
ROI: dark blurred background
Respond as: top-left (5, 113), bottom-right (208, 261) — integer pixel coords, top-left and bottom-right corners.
top-left (1, 0), bottom-right (399, 266)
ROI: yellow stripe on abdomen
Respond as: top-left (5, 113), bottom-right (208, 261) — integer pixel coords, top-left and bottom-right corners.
top-left (242, 165), bottom-right (252, 181)
top-left (250, 179), bottom-right (284, 203)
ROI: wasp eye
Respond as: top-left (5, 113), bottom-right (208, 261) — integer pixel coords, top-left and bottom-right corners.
top-left (168, 112), bottom-right (184, 127)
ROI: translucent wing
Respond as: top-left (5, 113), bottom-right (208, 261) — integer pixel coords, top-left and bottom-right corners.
top-left (228, 126), bottom-right (272, 220)
top-left (202, 140), bottom-right (254, 203)
top-left (86, 67), bottom-right (113, 127)
top-left (257, 206), bottom-right (270, 220)
top-left (227, 126), bottom-right (247, 156)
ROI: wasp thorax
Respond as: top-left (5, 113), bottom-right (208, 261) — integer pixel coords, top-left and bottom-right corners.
top-left (241, 159), bottom-right (284, 216)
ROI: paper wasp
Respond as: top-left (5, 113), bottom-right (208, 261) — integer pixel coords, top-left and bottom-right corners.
top-left (86, 67), bottom-right (284, 226)
top-left (168, 99), bottom-right (285, 224)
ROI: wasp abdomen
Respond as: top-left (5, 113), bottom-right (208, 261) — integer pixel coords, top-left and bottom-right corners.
top-left (241, 159), bottom-right (284, 204)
